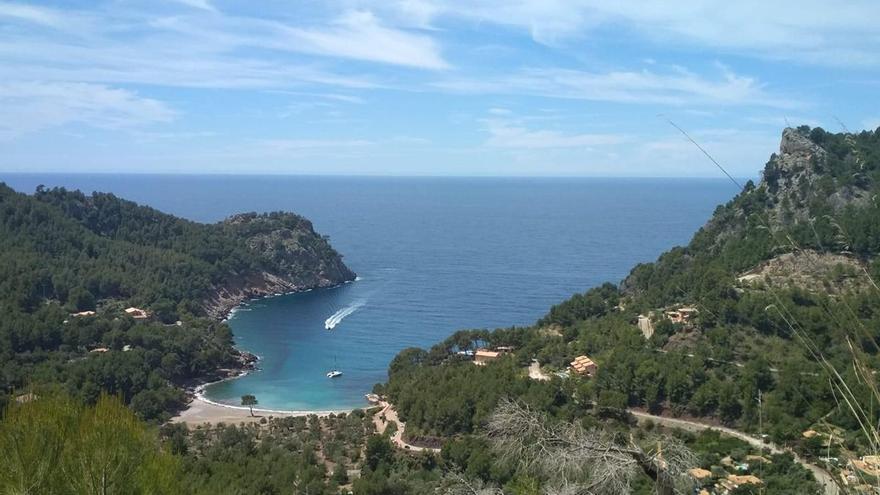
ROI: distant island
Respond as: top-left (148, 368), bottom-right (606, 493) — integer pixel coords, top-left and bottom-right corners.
top-left (0, 184), bottom-right (355, 421)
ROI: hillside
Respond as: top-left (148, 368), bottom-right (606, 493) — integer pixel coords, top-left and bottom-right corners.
top-left (0, 184), bottom-right (355, 420)
top-left (381, 127), bottom-right (880, 491)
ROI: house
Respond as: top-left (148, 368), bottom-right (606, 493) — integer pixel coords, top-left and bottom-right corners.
top-left (124, 307), bottom-right (149, 319)
top-left (665, 306), bottom-right (698, 324)
top-left (688, 467), bottom-right (713, 482)
top-left (474, 349), bottom-right (502, 365)
top-left (71, 310), bottom-right (96, 317)
top-left (570, 355), bottom-right (598, 377)
top-left (718, 474), bottom-right (762, 492)
top-left (90, 347), bottom-right (110, 353)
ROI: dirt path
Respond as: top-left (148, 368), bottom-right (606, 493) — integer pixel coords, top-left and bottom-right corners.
top-left (374, 401), bottom-right (441, 453)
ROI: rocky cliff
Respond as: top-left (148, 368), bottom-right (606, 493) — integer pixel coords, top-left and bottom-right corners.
top-left (620, 126), bottom-right (878, 303)
top-left (203, 212), bottom-right (356, 319)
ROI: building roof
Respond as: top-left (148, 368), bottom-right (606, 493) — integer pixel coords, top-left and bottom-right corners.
top-left (71, 310), bottom-right (96, 317)
top-left (570, 355), bottom-right (597, 374)
top-left (727, 474), bottom-right (763, 486)
top-left (124, 307), bottom-right (149, 319)
top-left (475, 349), bottom-right (501, 358)
top-left (90, 347), bottom-right (110, 353)
top-left (688, 468), bottom-right (713, 479)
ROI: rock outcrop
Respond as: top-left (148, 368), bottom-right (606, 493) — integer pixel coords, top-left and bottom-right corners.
top-left (203, 212), bottom-right (356, 319)
top-left (763, 128), bottom-right (870, 224)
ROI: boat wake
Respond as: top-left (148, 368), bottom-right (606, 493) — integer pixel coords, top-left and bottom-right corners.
top-left (324, 300), bottom-right (365, 330)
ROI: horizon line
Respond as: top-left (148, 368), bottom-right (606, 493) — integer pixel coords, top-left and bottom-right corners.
top-left (0, 171), bottom-right (757, 181)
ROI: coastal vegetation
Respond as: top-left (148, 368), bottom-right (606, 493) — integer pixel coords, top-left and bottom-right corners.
top-left (381, 127), bottom-right (880, 492)
top-left (1, 125), bottom-right (878, 494)
top-left (0, 184), bottom-right (354, 421)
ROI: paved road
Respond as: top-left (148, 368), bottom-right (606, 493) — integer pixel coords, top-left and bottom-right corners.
top-left (629, 410), bottom-right (839, 495)
top-left (525, 362), bottom-right (838, 494)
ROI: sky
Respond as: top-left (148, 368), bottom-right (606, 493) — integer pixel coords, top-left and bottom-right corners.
top-left (0, 1), bottom-right (878, 177)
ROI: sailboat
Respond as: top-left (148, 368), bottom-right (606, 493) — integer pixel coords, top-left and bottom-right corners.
top-left (326, 355), bottom-right (342, 378)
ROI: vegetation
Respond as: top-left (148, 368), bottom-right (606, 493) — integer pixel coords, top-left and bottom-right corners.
top-left (0, 184), bottom-right (353, 421)
top-left (0, 393), bottom-right (179, 494)
top-left (241, 394), bottom-right (258, 416)
top-left (381, 127), bottom-right (880, 492)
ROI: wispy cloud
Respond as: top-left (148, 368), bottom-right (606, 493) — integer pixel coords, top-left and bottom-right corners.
top-left (0, 81), bottom-right (175, 139)
top-left (484, 118), bottom-right (627, 149)
top-left (284, 11), bottom-right (449, 70)
top-left (171, 0), bottom-right (216, 12)
top-left (437, 65), bottom-right (795, 108)
top-left (371, 0), bottom-right (880, 67)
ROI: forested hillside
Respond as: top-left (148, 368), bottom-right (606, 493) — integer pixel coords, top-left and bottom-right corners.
top-left (383, 127), bottom-right (880, 492)
top-left (0, 184), bottom-right (354, 419)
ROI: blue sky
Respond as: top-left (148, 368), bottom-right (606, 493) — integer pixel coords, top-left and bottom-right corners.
top-left (1, 1), bottom-right (878, 177)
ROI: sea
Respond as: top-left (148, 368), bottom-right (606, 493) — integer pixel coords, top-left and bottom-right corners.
top-left (4, 175), bottom-right (736, 411)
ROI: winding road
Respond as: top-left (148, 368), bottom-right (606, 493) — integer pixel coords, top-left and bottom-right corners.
top-left (628, 410), bottom-right (838, 495)
top-left (526, 360), bottom-right (838, 494)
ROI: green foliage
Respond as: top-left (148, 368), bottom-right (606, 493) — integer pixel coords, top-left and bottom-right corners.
top-left (0, 183), bottom-right (352, 422)
top-left (0, 393), bottom-right (180, 494)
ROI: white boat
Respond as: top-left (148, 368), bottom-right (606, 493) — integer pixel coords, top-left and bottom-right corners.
top-left (326, 354), bottom-right (342, 378)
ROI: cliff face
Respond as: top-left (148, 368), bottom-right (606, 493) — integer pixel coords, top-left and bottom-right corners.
top-left (620, 126), bottom-right (878, 302)
top-left (762, 128), bottom-right (870, 224)
top-left (203, 212), bottom-right (357, 319)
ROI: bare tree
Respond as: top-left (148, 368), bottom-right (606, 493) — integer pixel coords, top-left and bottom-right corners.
top-left (482, 398), bottom-right (698, 495)
top-left (440, 471), bottom-right (504, 495)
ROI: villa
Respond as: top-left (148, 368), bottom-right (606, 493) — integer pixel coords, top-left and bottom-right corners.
top-left (570, 355), bottom-right (598, 377)
top-left (125, 307), bottom-right (150, 319)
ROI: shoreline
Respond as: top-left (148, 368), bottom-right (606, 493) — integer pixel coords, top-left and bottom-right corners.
top-left (174, 277), bottom-right (364, 424)
top-left (171, 395), bottom-right (354, 425)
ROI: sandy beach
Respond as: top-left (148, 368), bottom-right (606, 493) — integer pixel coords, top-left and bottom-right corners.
top-left (171, 395), bottom-right (351, 425)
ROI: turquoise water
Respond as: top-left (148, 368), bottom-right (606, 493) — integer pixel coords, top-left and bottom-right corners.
top-left (4, 175), bottom-right (737, 411)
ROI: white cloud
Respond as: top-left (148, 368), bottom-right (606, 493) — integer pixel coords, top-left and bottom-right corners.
top-left (171, 0), bottom-right (216, 12)
top-left (0, 1), bottom-right (64, 26)
top-left (370, 0), bottom-right (880, 67)
top-left (0, 4), bottom-right (447, 98)
top-left (437, 66), bottom-right (794, 108)
top-left (484, 118), bottom-right (626, 149)
top-left (0, 81), bottom-right (176, 139)
top-left (284, 11), bottom-right (449, 70)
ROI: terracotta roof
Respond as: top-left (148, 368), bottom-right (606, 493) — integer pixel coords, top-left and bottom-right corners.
top-left (688, 468), bottom-right (713, 479)
top-left (570, 355), bottom-right (597, 374)
top-left (727, 474), bottom-right (763, 486)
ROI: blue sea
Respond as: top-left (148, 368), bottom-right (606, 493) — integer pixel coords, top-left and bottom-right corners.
top-left (4, 175), bottom-right (736, 411)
